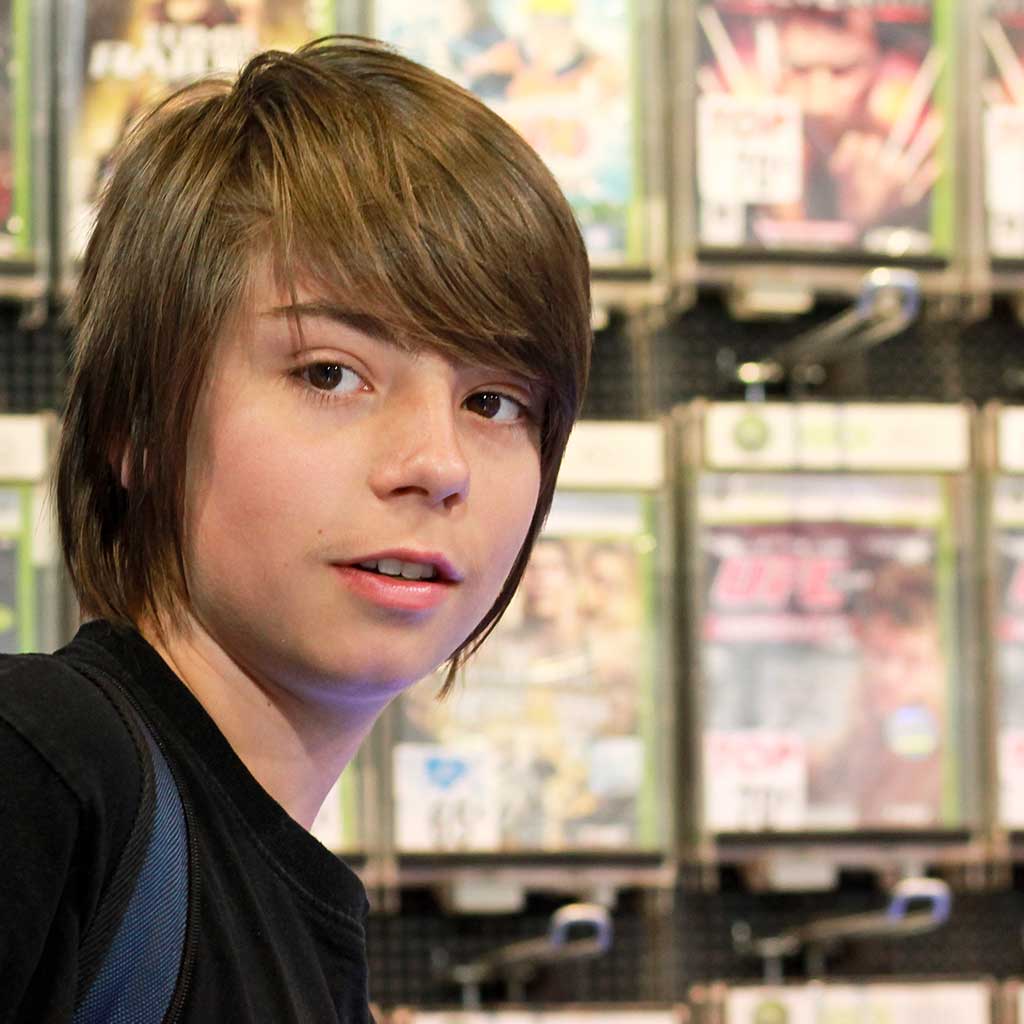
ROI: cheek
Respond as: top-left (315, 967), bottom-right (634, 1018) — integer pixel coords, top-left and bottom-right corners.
top-left (475, 457), bottom-right (541, 590)
top-left (186, 410), bottom-right (335, 568)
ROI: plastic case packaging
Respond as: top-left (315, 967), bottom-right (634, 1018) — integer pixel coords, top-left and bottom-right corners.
top-left (693, 0), bottom-right (954, 259)
top-left (693, 980), bottom-right (991, 1024)
top-left (982, 0), bottom-right (1024, 260)
top-left (0, 2), bottom-right (42, 263)
top-left (0, 415), bottom-right (64, 654)
top-left (681, 402), bottom-right (975, 834)
top-left (392, 422), bottom-right (671, 854)
top-left (61, 0), bottom-right (338, 269)
top-left (367, 0), bottom-right (658, 273)
top-left (0, 0), bottom-right (49, 284)
top-left (985, 406), bottom-right (1024, 830)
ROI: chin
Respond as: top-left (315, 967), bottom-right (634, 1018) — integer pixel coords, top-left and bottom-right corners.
top-left (314, 652), bottom-right (449, 693)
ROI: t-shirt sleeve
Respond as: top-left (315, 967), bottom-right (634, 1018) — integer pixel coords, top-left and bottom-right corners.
top-left (0, 654), bottom-right (142, 1021)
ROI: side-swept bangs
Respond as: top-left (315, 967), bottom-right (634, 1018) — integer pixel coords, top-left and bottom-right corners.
top-left (56, 36), bottom-right (591, 684)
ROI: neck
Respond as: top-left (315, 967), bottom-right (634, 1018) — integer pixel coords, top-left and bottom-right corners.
top-left (139, 616), bottom-right (389, 829)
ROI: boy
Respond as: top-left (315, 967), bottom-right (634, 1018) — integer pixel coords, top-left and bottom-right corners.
top-left (1, 36), bottom-right (590, 1021)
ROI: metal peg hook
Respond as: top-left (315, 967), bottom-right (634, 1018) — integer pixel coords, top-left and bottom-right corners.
top-left (547, 902), bottom-right (614, 951)
top-left (444, 902), bottom-right (614, 1010)
top-left (774, 268), bottom-right (921, 372)
top-left (886, 876), bottom-right (952, 925)
top-left (732, 268), bottom-right (922, 400)
top-left (732, 876), bottom-right (952, 983)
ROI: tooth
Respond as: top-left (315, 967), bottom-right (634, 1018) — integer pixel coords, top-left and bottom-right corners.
top-left (358, 560), bottom-right (379, 571)
top-left (378, 558), bottom-right (403, 577)
top-left (421, 565), bottom-right (437, 580)
top-left (401, 563), bottom-right (423, 580)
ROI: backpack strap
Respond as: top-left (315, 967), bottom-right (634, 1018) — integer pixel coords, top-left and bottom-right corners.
top-left (69, 657), bottom-right (192, 1024)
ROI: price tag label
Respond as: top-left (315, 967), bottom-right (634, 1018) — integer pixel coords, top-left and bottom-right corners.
top-left (698, 94), bottom-right (803, 206)
top-left (394, 743), bottom-right (501, 851)
top-left (704, 730), bottom-right (808, 831)
top-left (986, 105), bottom-right (1024, 256)
top-left (987, 105), bottom-right (1024, 215)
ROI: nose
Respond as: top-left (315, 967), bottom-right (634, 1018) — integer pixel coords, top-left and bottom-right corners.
top-left (368, 385), bottom-right (471, 509)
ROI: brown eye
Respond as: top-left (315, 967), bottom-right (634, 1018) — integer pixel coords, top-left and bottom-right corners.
top-left (465, 391), bottom-right (524, 422)
top-left (307, 364), bottom-right (343, 389)
top-left (299, 362), bottom-right (363, 394)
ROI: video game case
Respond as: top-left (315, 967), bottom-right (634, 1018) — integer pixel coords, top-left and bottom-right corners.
top-left (369, 0), bottom-right (646, 268)
top-left (699, 471), bottom-right (965, 832)
top-left (694, 0), bottom-right (954, 259)
top-left (393, 488), bottom-right (664, 853)
top-left (0, 0), bottom-right (40, 263)
top-left (66, 0), bottom-right (338, 264)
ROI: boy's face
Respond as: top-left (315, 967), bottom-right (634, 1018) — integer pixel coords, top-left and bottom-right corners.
top-left (522, 540), bottom-right (573, 622)
top-left (779, 15), bottom-right (878, 128)
top-left (860, 614), bottom-right (943, 715)
top-left (178, 270), bottom-right (542, 701)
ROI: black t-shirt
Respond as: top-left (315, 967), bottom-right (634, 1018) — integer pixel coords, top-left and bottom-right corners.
top-left (0, 621), bottom-right (372, 1022)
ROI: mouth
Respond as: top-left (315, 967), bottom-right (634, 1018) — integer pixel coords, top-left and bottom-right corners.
top-left (333, 551), bottom-right (460, 613)
top-left (344, 550), bottom-right (461, 585)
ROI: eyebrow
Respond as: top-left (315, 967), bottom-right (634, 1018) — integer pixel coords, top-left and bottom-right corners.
top-left (260, 301), bottom-right (394, 342)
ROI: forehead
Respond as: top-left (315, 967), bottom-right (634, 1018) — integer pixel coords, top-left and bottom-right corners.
top-left (231, 263), bottom-right (544, 382)
top-left (780, 17), bottom-right (877, 63)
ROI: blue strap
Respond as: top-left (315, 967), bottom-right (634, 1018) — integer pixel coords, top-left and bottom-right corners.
top-left (72, 720), bottom-right (189, 1024)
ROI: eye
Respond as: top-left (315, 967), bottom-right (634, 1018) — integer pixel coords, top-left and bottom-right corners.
top-left (297, 362), bottom-right (365, 395)
top-left (464, 391), bottom-right (527, 423)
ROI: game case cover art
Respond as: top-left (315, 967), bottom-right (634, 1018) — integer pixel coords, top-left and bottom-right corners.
top-left (69, 0), bottom-right (336, 261)
top-left (372, 0), bottom-right (642, 266)
top-left (983, 0), bottom-right (1024, 258)
top-left (394, 490), bottom-right (662, 853)
top-left (0, 0), bottom-right (35, 261)
top-left (699, 472), bottom-right (962, 832)
top-left (993, 476), bottom-right (1024, 826)
top-left (695, 0), bottom-right (952, 257)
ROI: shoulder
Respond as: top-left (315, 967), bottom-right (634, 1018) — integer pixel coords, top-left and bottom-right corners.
top-left (0, 651), bottom-right (147, 1017)
top-left (0, 650), bottom-right (142, 812)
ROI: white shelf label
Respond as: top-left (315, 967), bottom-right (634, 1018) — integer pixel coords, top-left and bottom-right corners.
top-left (999, 408), bottom-right (1024, 471)
top-left (705, 403), bottom-right (968, 472)
top-left (0, 415), bottom-right (51, 481)
top-left (558, 421), bottom-right (664, 489)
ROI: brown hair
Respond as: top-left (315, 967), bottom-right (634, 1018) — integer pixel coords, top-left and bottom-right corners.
top-left (56, 36), bottom-right (591, 691)
top-left (857, 562), bottom-right (936, 631)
